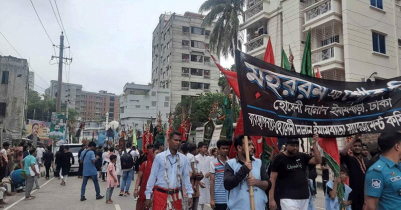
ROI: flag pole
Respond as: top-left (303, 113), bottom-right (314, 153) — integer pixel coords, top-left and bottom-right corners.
top-left (244, 136), bottom-right (255, 210)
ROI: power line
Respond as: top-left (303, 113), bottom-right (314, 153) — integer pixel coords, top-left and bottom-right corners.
top-left (0, 32), bottom-right (50, 87)
top-left (29, 0), bottom-right (56, 49)
top-left (49, 0), bottom-right (63, 32)
top-left (54, 0), bottom-right (71, 47)
top-left (34, 84), bottom-right (46, 91)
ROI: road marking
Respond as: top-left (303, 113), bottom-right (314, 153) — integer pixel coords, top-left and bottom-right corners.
top-left (316, 207), bottom-right (325, 210)
top-left (115, 204), bottom-right (121, 210)
top-left (4, 177), bottom-right (54, 210)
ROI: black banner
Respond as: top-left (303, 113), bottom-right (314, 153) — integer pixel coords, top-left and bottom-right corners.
top-left (235, 51), bottom-right (401, 137)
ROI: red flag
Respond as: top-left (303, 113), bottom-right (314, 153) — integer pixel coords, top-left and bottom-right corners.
top-left (229, 111), bottom-right (243, 158)
top-left (318, 138), bottom-right (340, 175)
top-left (316, 67), bottom-right (321, 78)
top-left (263, 37), bottom-right (275, 64)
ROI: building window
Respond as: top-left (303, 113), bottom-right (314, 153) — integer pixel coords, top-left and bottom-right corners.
top-left (191, 68), bottom-right (203, 76)
top-left (164, 102), bottom-right (169, 107)
top-left (205, 30), bottom-right (211, 36)
top-left (165, 96), bottom-right (170, 101)
top-left (371, 0), bottom-right (383, 9)
top-left (182, 40), bottom-right (189, 47)
top-left (182, 68), bottom-right (189, 74)
top-left (1, 71), bottom-right (9, 85)
top-left (204, 70), bottom-right (210, 78)
top-left (191, 40), bottom-right (204, 49)
top-left (182, 54), bottom-right (189, 62)
top-left (166, 113), bottom-right (169, 118)
top-left (191, 27), bottom-right (204, 35)
top-left (146, 106), bottom-right (149, 109)
top-left (204, 83), bottom-right (210, 89)
top-left (120, 107), bottom-right (124, 113)
top-left (0, 103), bottom-right (5, 116)
top-left (182, 81), bottom-right (189, 88)
top-left (204, 57), bottom-right (211, 63)
top-left (372, 32), bottom-right (386, 54)
top-left (398, 39), bottom-right (401, 47)
top-left (182, 26), bottom-right (190, 34)
top-left (191, 55), bottom-right (203, 62)
top-left (152, 91), bottom-right (156, 96)
top-left (152, 101), bottom-right (157, 106)
top-left (135, 105), bottom-right (140, 108)
top-left (190, 82), bottom-right (203, 89)
top-left (110, 96), bottom-right (115, 101)
top-left (167, 55), bottom-right (170, 63)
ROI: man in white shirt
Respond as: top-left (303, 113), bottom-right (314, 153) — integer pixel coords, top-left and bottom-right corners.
top-left (36, 144), bottom-right (46, 175)
top-left (195, 142), bottom-right (212, 210)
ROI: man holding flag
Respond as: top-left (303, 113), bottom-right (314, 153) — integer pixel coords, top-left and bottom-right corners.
top-left (224, 135), bottom-right (271, 210)
top-left (269, 134), bottom-right (322, 210)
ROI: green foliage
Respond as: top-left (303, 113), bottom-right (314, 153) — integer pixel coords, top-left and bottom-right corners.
top-left (172, 93), bottom-right (240, 130)
top-left (27, 90), bottom-right (56, 121)
top-left (218, 76), bottom-right (227, 91)
top-left (200, 0), bottom-right (245, 59)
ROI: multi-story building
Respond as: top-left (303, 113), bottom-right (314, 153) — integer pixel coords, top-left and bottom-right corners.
top-left (45, 80), bottom-right (82, 109)
top-left (28, 71), bottom-right (34, 90)
top-left (0, 55), bottom-right (29, 139)
top-left (152, 12), bottom-right (220, 112)
top-left (240, 0), bottom-right (401, 81)
top-left (119, 83), bottom-right (170, 134)
top-left (76, 90), bottom-right (119, 122)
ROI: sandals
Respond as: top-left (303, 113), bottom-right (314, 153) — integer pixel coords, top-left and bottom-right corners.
top-left (25, 196), bottom-right (35, 200)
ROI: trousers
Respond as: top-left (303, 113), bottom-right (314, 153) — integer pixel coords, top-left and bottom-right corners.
top-left (106, 187), bottom-right (114, 201)
top-left (153, 188), bottom-right (182, 210)
top-left (120, 169), bottom-right (134, 192)
top-left (25, 176), bottom-right (34, 198)
top-left (81, 175), bottom-right (101, 198)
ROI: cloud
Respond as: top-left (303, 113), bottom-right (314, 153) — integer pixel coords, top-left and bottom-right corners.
top-left (0, 0), bottom-right (234, 94)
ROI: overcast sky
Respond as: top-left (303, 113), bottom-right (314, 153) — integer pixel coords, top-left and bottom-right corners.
top-left (0, 0), bottom-right (234, 94)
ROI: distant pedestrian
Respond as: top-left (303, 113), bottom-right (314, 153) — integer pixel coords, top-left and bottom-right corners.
top-left (60, 146), bottom-right (74, 186)
top-left (119, 144), bottom-right (138, 196)
top-left (43, 146), bottom-right (54, 180)
top-left (106, 155), bottom-right (118, 204)
top-left (116, 148), bottom-right (122, 187)
top-left (21, 147), bottom-right (39, 200)
top-left (36, 145), bottom-right (45, 172)
top-left (80, 141), bottom-right (104, 201)
top-left (55, 145), bottom-right (65, 179)
top-left (101, 147), bottom-right (110, 182)
top-left (77, 144), bottom-right (86, 178)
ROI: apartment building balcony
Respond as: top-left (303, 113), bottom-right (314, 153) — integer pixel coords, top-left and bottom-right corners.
top-left (240, 0), bottom-right (270, 31)
top-left (302, 0), bottom-right (341, 30)
top-left (244, 34), bottom-right (269, 57)
top-left (312, 43), bottom-right (344, 71)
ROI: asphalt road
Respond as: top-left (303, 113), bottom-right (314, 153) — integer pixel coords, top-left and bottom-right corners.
top-left (2, 174), bottom-right (325, 210)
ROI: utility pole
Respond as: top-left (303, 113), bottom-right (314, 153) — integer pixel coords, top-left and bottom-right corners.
top-left (52, 32), bottom-right (72, 113)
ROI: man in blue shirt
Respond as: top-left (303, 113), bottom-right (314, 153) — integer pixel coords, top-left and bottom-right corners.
top-left (365, 132), bottom-right (401, 210)
top-left (144, 131), bottom-right (193, 210)
top-left (80, 141), bottom-right (103, 201)
top-left (224, 135), bottom-right (271, 210)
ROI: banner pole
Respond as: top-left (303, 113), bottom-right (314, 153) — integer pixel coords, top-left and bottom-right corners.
top-left (244, 136), bottom-right (255, 210)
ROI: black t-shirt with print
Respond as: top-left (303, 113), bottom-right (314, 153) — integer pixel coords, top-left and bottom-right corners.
top-left (271, 153), bottom-right (313, 199)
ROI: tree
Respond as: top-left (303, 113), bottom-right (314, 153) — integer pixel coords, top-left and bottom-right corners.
top-left (199, 0), bottom-right (244, 59)
top-left (27, 90), bottom-right (56, 121)
top-left (67, 109), bottom-right (79, 143)
top-left (172, 93), bottom-right (240, 130)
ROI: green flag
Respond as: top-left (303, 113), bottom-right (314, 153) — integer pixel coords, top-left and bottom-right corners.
top-left (132, 125), bottom-right (137, 146)
top-left (281, 48), bottom-right (291, 70)
top-left (300, 29), bottom-right (312, 76)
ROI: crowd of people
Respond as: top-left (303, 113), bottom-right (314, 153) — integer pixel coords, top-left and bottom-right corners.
top-left (0, 129), bottom-right (399, 210)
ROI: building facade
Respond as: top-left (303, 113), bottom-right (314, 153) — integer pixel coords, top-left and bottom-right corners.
top-left (45, 80), bottom-right (82, 109)
top-left (152, 12), bottom-right (220, 112)
top-left (75, 90), bottom-right (119, 122)
top-left (241, 0), bottom-right (401, 81)
top-left (0, 55), bottom-right (29, 139)
top-left (28, 71), bottom-right (34, 90)
top-left (119, 83), bottom-right (170, 134)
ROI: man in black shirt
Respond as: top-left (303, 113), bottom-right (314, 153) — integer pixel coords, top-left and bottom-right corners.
top-left (269, 134), bottom-right (322, 210)
top-left (77, 144), bottom-right (87, 178)
top-left (340, 134), bottom-right (368, 210)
